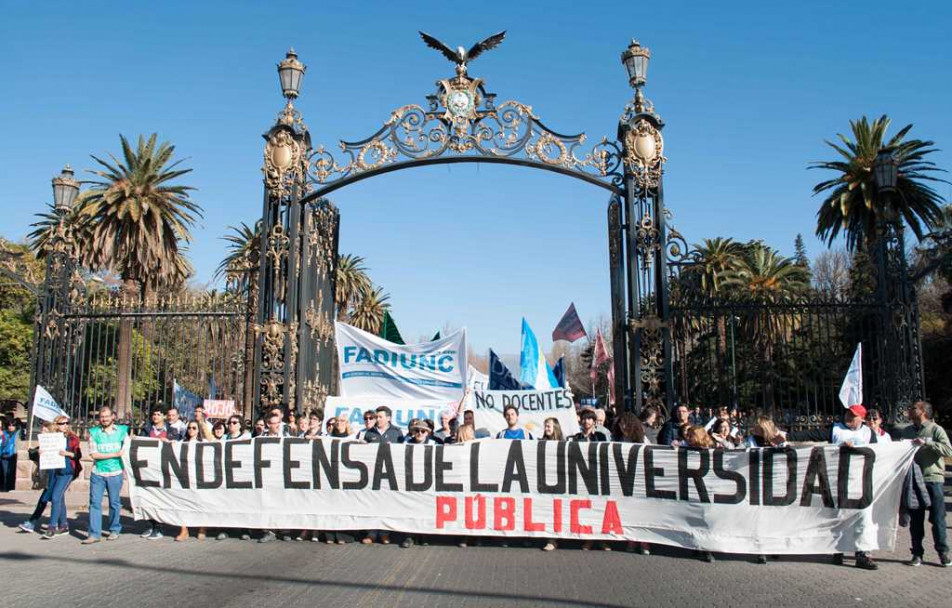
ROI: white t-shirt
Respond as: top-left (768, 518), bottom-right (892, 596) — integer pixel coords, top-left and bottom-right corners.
top-left (831, 423), bottom-right (873, 447)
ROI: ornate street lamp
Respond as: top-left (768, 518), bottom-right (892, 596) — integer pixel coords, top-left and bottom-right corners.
top-left (51, 165), bottom-right (80, 212)
top-left (873, 150), bottom-right (898, 194)
top-left (277, 48), bottom-right (306, 101)
top-left (621, 39), bottom-right (650, 89)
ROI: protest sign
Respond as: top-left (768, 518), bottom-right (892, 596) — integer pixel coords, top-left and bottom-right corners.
top-left (38, 433), bottom-right (66, 470)
top-left (203, 400), bottom-right (236, 419)
top-left (125, 439), bottom-right (915, 554)
top-left (467, 389), bottom-right (579, 437)
top-left (325, 396), bottom-right (458, 429)
top-left (336, 322), bottom-right (467, 400)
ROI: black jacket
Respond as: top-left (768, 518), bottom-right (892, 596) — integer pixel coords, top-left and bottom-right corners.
top-left (363, 425), bottom-right (404, 444)
top-left (572, 430), bottom-right (609, 442)
top-left (658, 420), bottom-right (681, 445)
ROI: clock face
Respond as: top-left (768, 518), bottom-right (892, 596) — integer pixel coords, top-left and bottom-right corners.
top-left (446, 90), bottom-right (473, 117)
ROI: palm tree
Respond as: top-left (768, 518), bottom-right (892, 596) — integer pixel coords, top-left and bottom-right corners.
top-left (27, 197), bottom-right (95, 265)
top-left (684, 237), bottom-right (744, 297)
top-left (812, 115), bottom-right (947, 252)
top-left (216, 221), bottom-right (261, 412)
top-left (721, 245), bottom-right (808, 409)
top-left (78, 133), bottom-right (202, 418)
top-left (335, 254), bottom-right (371, 320)
top-left (348, 286), bottom-right (391, 333)
top-left (216, 222), bottom-right (261, 295)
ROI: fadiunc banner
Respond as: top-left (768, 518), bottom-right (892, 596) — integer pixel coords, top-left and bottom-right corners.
top-left (325, 396), bottom-right (459, 429)
top-left (467, 389), bottom-right (580, 437)
top-left (124, 438), bottom-right (916, 554)
top-left (336, 322), bottom-right (467, 401)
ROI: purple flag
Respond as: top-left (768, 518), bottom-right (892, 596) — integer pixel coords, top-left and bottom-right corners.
top-left (552, 303), bottom-right (587, 343)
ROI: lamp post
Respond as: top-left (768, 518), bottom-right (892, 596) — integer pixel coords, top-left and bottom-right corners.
top-left (278, 48), bottom-right (306, 102)
top-left (52, 165), bottom-right (80, 213)
top-left (871, 149), bottom-right (921, 417)
top-left (31, 165), bottom-right (82, 433)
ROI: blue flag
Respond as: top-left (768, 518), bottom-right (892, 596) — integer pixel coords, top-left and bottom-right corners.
top-left (552, 357), bottom-right (565, 388)
top-left (519, 318), bottom-right (558, 390)
top-left (174, 379), bottom-right (201, 421)
top-left (489, 349), bottom-right (524, 390)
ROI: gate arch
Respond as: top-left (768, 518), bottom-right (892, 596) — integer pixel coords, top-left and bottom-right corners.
top-left (254, 40), bottom-right (672, 416)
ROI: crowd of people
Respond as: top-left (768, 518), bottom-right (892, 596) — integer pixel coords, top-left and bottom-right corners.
top-left (9, 399), bottom-right (952, 571)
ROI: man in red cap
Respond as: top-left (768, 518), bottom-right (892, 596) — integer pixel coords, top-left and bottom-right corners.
top-left (785, 403), bottom-right (879, 570)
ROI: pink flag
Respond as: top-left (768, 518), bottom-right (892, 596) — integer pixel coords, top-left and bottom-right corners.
top-left (590, 329), bottom-right (611, 382)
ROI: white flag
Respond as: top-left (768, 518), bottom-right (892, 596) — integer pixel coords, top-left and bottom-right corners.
top-left (838, 344), bottom-right (863, 408)
top-left (32, 385), bottom-right (68, 422)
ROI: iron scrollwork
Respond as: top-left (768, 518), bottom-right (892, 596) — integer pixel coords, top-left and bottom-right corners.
top-left (307, 74), bottom-right (625, 190)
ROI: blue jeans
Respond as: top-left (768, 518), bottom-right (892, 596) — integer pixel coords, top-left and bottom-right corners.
top-left (88, 473), bottom-right (123, 538)
top-left (910, 481), bottom-right (949, 557)
top-left (29, 472), bottom-right (54, 522)
top-left (48, 471), bottom-right (73, 530)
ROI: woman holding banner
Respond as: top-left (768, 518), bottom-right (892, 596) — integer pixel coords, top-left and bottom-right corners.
top-left (175, 422), bottom-right (206, 541)
top-left (40, 416), bottom-right (83, 539)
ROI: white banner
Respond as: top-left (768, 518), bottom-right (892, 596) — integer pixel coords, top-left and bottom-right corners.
top-left (203, 400), bottom-right (236, 419)
top-left (125, 439), bottom-right (915, 554)
top-left (32, 385), bottom-right (67, 422)
top-left (467, 389), bottom-right (579, 437)
top-left (38, 432), bottom-right (66, 470)
top-left (336, 322), bottom-right (467, 400)
top-left (325, 396), bottom-right (458, 429)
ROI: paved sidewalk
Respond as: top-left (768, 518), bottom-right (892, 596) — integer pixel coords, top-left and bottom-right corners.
top-left (0, 491), bottom-right (948, 608)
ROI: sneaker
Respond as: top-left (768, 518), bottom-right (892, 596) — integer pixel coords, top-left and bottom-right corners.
top-left (757, 555), bottom-right (768, 564)
top-left (18, 521), bottom-right (36, 533)
top-left (703, 551), bottom-right (715, 563)
top-left (216, 532), bottom-right (227, 541)
top-left (105, 532), bottom-right (120, 541)
top-left (401, 537), bottom-right (414, 549)
top-left (542, 542), bottom-right (556, 552)
top-left (361, 537), bottom-right (373, 545)
top-left (855, 554), bottom-right (878, 570)
top-left (282, 534), bottom-right (295, 542)
top-left (40, 529), bottom-right (57, 540)
top-left (908, 555), bottom-right (923, 567)
top-left (140, 526), bottom-right (155, 539)
top-left (458, 540), bottom-right (468, 548)
top-left (380, 534), bottom-right (390, 545)
top-left (259, 531), bottom-right (277, 543)
top-left (55, 527), bottom-right (70, 537)
top-left (241, 533), bottom-right (251, 541)
top-left (81, 537), bottom-right (101, 545)
top-left (639, 543), bottom-right (651, 556)
top-left (146, 529), bottom-right (164, 541)
top-left (580, 541), bottom-right (592, 551)
top-left (940, 553), bottom-right (952, 567)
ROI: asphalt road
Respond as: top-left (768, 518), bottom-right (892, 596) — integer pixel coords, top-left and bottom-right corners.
top-left (0, 493), bottom-right (948, 608)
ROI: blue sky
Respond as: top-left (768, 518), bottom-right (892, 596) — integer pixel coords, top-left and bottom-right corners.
top-left (2, 0), bottom-right (950, 353)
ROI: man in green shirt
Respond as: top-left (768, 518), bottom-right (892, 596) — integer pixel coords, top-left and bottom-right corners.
top-left (900, 400), bottom-right (952, 567)
top-left (82, 406), bottom-right (129, 544)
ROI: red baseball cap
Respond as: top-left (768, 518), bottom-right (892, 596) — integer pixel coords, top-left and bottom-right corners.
top-left (847, 404), bottom-right (867, 419)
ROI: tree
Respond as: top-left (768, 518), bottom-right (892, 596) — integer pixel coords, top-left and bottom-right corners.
top-left (721, 245), bottom-right (808, 409)
top-left (811, 115), bottom-right (947, 251)
top-left (335, 254), bottom-right (372, 320)
top-left (813, 249), bottom-right (851, 300)
top-left (683, 237), bottom-right (744, 297)
top-left (793, 234), bottom-right (810, 271)
top-left (216, 222), bottom-right (260, 295)
top-left (0, 240), bottom-right (39, 402)
top-left (348, 286), bottom-right (390, 333)
top-left (78, 133), bottom-right (202, 417)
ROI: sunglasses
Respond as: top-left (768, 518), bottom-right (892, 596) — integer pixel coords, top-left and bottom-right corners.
top-left (413, 428), bottom-right (430, 434)
top-left (188, 426), bottom-right (199, 431)
top-left (228, 420), bottom-right (240, 425)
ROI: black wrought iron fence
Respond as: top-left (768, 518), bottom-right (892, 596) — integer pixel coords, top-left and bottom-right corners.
top-left (669, 297), bottom-right (895, 428)
top-left (38, 292), bottom-right (251, 434)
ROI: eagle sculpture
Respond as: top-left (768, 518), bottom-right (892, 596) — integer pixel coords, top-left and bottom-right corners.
top-left (419, 30), bottom-right (506, 78)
